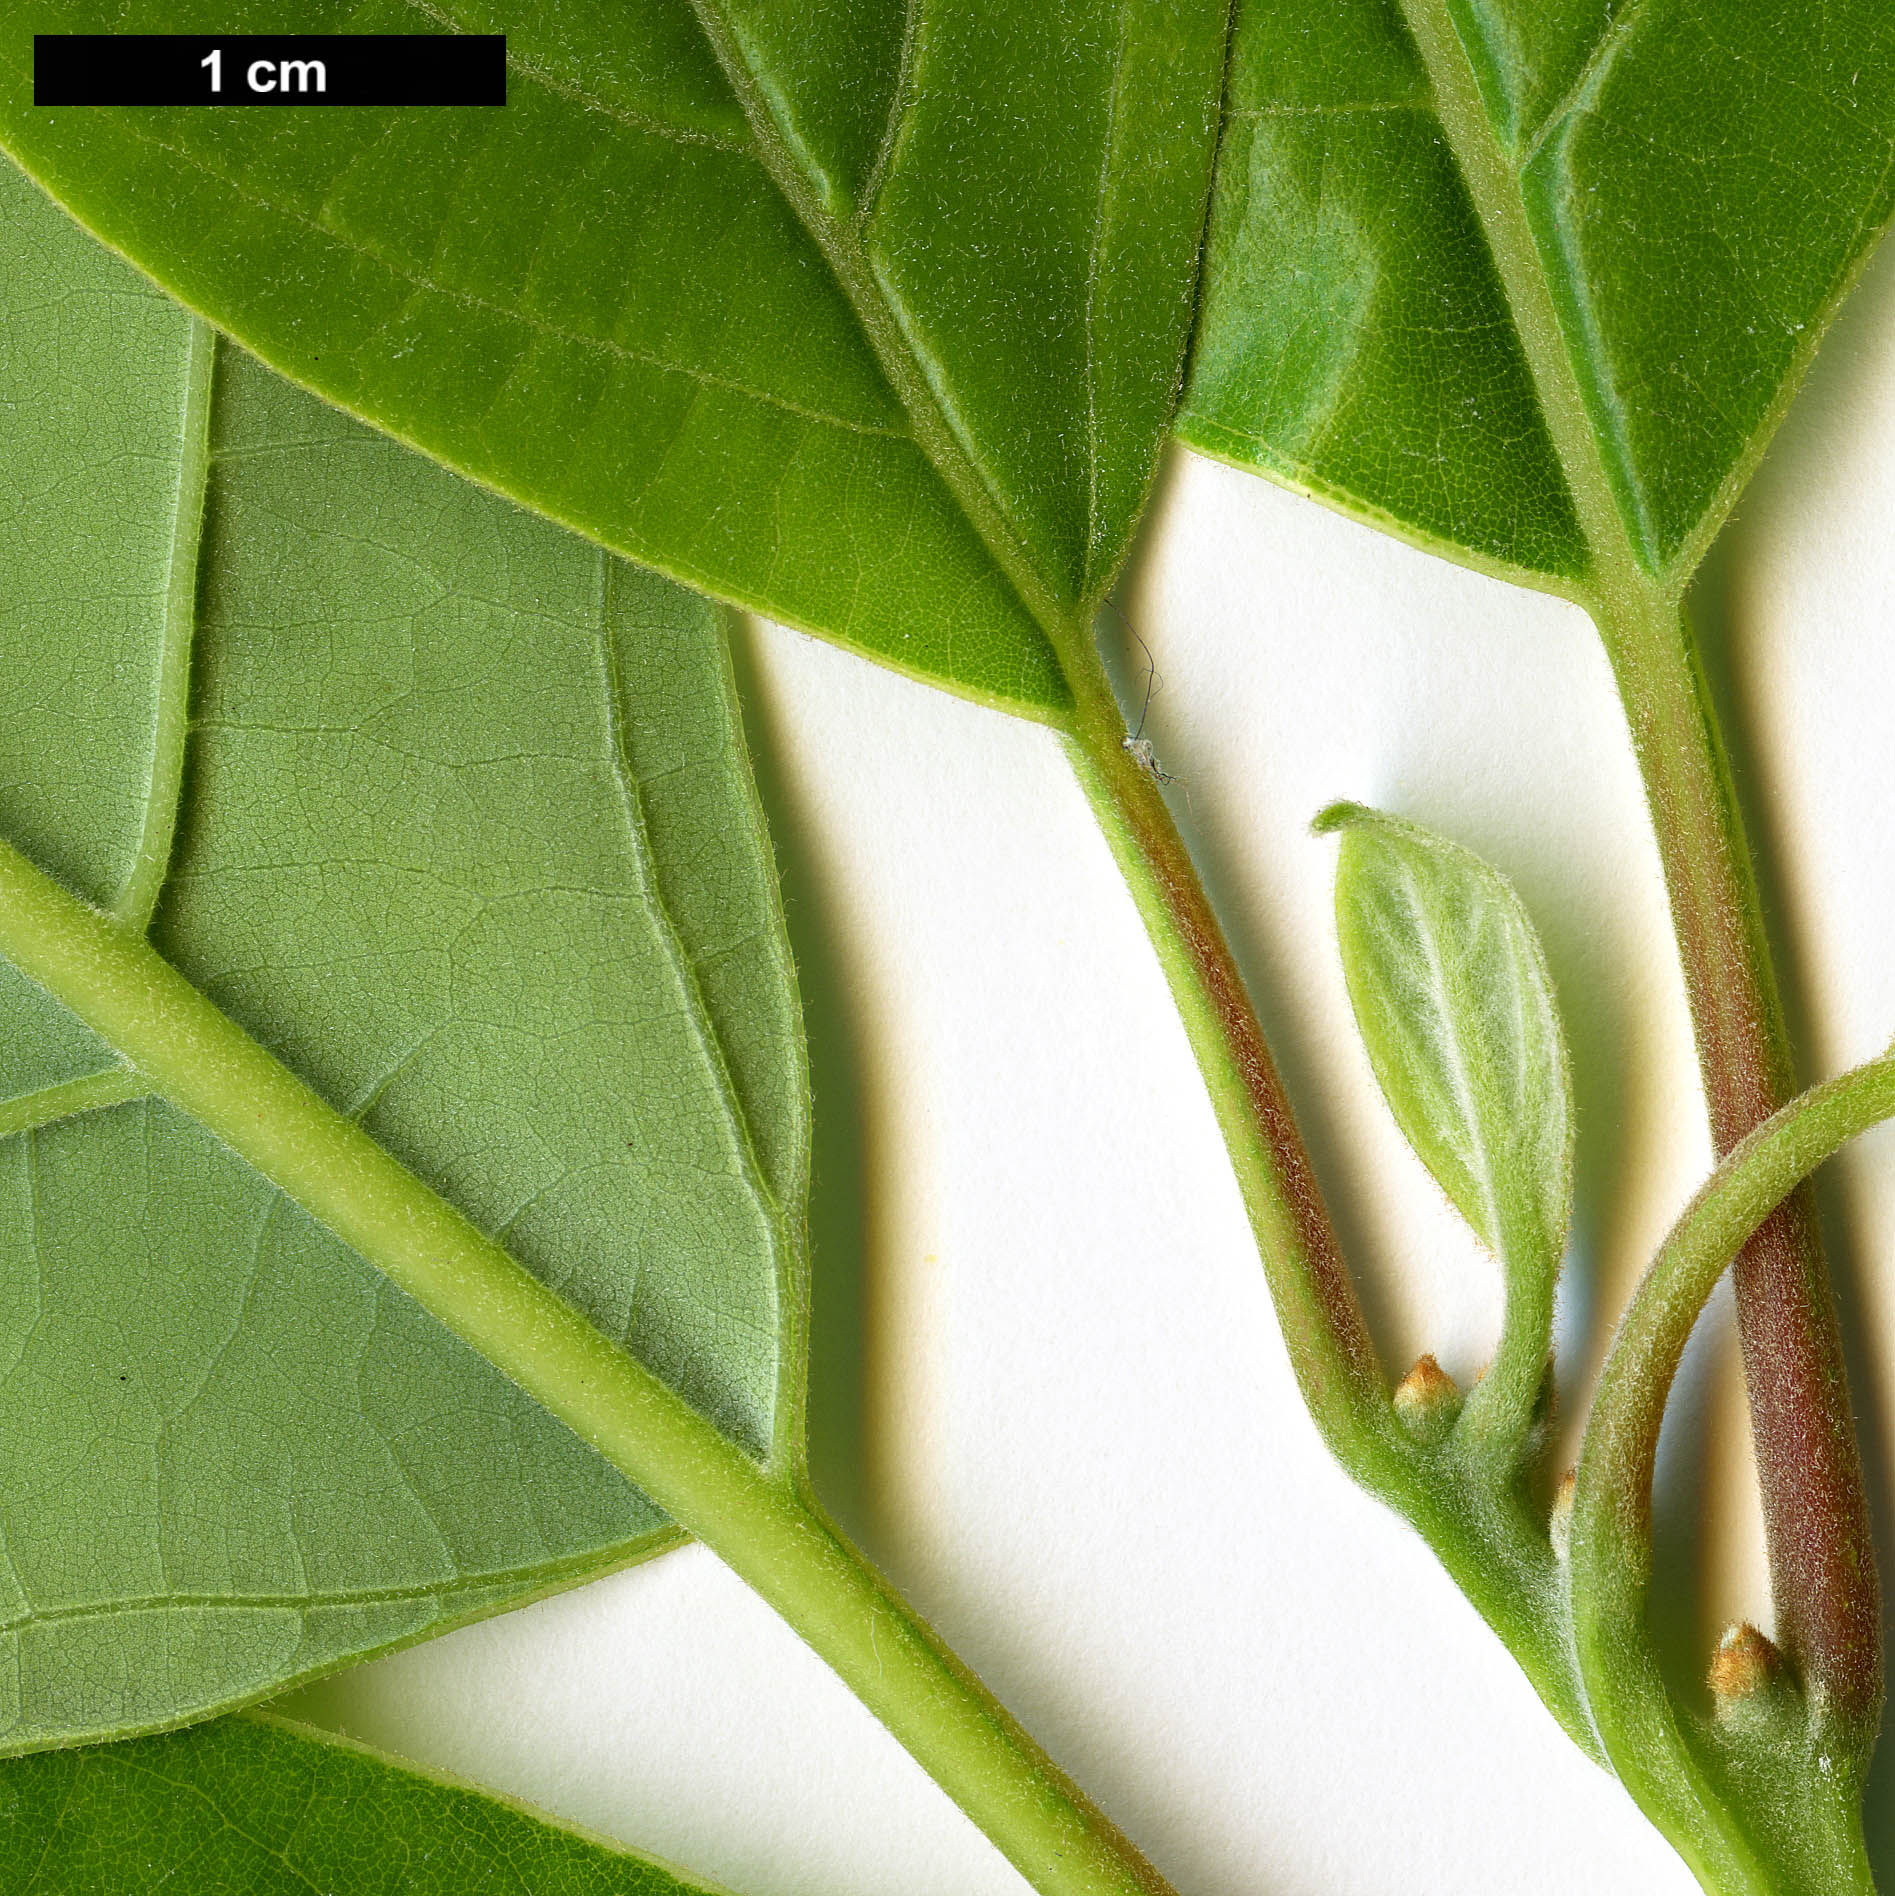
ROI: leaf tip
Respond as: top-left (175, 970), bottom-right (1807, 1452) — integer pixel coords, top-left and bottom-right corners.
top-left (1311, 799), bottom-right (1374, 838)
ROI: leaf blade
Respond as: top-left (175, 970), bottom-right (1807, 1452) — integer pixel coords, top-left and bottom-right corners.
top-left (1178, 1), bottom-right (1587, 585)
top-left (0, 0), bottom-right (1232, 713)
top-left (1318, 802), bottom-right (1571, 1444)
top-left (0, 158), bottom-right (206, 1102)
top-left (1515, 0), bottom-right (1895, 575)
top-left (0, 164), bottom-right (806, 1750)
top-left (161, 345), bottom-right (801, 1448)
top-left (1, 1095), bottom-right (678, 1752)
top-left (1185, 0), bottom-right (1895, 585)
top-left (0, 1712), bottom-right (729, 1894)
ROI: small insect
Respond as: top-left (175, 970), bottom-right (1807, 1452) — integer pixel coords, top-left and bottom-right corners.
top-left (1118, 619), bottom-right (1176, 785)
top-left (1122, 731), bottom-right (1172, 783)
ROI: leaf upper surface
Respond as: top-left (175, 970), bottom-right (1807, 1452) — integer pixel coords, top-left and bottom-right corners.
top-left (0, 1713), bottom-right (726, 1893)
top-left (1180, 0), bottom-right (1586, 582)
top-left (0, 0), bottom-right (1232, 715)
top-left (0, 165), bottom-right (807, 1751)
top-left (1184, 0), bottom-right (1895, 584)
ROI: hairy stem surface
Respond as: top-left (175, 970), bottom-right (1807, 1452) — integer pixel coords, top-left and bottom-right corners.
top-left (1062, 665), bottom-right (1385, 1452)
top-left (1573, 1050), bottom-right (1895, 1893)
top-left (1060, 655), bottom-right (1595, 1752)
top-left (1391, 0), bottom-right (1879, 1721)
top-left (1592, 591), bottom-right (1880, 1720)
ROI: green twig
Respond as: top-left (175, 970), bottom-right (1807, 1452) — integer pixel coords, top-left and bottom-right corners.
top-left (1572, 1047), bottom-right (1895, 1895)
top-left (1059, 654), bottom-right (1596, 1753)
top-left (1390, 0), bottom-right (1880, 1724)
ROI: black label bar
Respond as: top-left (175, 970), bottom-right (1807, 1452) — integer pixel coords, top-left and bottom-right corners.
top-left (33, 34), bottom-right (506, 106)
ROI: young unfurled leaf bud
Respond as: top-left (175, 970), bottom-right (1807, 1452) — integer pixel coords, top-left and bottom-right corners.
top-left (1394, 1353), bottom-right (1461, 1442)
top-left (1709, 1623), bottom-right (1781, 1714)
top-left (1549, 1468), bottom-right (1576, 1559)
top-left (1318, 803), bottom-right (1572, 1457)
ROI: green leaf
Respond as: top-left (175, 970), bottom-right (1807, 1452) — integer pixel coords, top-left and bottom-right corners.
top-left (0, 161), bottom-right (807, 1752)
top-left (0, 0), bottom-right (1233, 716)
top-left (1183, 0), bottom-right (1895, 586)
top-left (1316, 802), bottom-right (1570, 1448)
top-left (0, 1712), bottom-right (727, 1893)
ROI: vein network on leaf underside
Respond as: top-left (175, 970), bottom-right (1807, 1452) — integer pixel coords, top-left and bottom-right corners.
top-left (1223, 101), bottom-right (1431, 117)
top-left (0, 320), bottom-right (210, 1128)
top-left (117, 316), bottom-right (214, 932)
top-left (592, 558), bottom-right (806, 1462)
top-left (1080, 8), bottom-right (1135, 587)
top-left (1395, 870), bottom-right (1511, 1251)
top-left (400, 0), bottom-right (751, 154)
top-left (1512, 0), bottom-right (1652, 171)
top-left (2, 312), bottom-right (802, 1460)
top-left (0, 1070), bottom-right (149, 1141)
top-left (0, 1553), bottom-right (675, 1642)
top-left (1445, 0), bottom-right (1895, 586)
top-left (1392, 0), bottom-right (1650, 586)
top-left (852, 0), bottom-right (923, 230)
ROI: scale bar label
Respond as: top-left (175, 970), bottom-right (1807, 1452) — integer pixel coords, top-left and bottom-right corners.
top-left (34, 34), bottom-right (507, 106)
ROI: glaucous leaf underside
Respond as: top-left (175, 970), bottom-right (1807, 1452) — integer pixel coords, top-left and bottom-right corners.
top-left (1183, 0), bottom-right (1895, 586)
top-left (0, 163), bottom-right (807, 1752)
top-left (1318, 802), bottom-right (1571, 1285)
top-left (0, 1713), bottom-right (724, 1893)
top-left (0, 0), bottom-right (1233, 716)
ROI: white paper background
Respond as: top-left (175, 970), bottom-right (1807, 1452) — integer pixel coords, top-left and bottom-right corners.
top-left (287, 239), bottom-right (1895, 1894)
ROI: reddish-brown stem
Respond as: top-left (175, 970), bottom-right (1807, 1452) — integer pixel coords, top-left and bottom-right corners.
top-left (1059, 664), bottom-right (1393, 1459)
top-left (1387, 0), bottom-right (1878, 1726)
top-left (1063, 653), bottom-right (1601, 1749)
top-left (1598, 593), bottom-right (1880, 1726)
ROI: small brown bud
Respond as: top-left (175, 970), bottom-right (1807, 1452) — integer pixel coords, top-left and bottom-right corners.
top-left (1549, 1469), bottom-right (1576, 1559)
top-left (1709, 1623), bottom-right (1780, 1708)
top-left (1394, 1354), bottom-right (1461, 1440)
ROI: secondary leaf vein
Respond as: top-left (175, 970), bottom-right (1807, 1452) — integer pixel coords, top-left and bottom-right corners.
top-left (108, 122), bottom-right (911, 446)
top-left (593, 558), bottom-right (799, 1463)
top-left (113, 318), bottom-right (214, 932)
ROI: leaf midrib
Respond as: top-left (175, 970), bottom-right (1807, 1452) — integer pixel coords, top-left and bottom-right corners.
top-left (683, 0), bottom-right (1096, 666)
top-left (1391, 0), bottom-right (1658, 617)
top-left (1396, 0), bottom-right (1895, 604)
